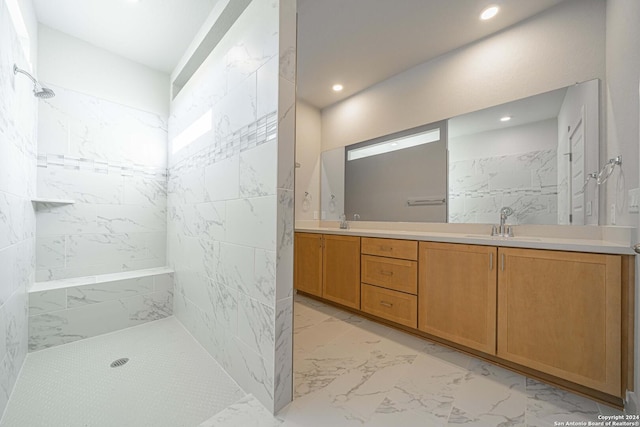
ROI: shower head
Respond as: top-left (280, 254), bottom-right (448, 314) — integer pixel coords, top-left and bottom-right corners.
top-left (34, 86), bottom-right (55, 99)
top-left (13, 64), bottom-right (55, 99)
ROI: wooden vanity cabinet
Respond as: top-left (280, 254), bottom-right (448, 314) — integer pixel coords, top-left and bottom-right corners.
top-left (361, 237), bottom-right (418, 327)
top-left (294, 233), bottom-right (323, 297)
top-left (322, 234), bottom-right (361, 309)
top-left (294, 232), bottom-right (361, 308)
top-left (497, 248), bottom-right (622, 396)
top-left (418, 242), bottom-right (498, 355)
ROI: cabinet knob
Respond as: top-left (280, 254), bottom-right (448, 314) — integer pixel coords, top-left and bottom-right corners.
top-left (634, 243), bottom-right (640, 254)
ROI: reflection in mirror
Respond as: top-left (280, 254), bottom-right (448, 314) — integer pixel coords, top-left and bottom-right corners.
top-left (448, 79), bottom-right (599, 225)
top-left (318, 79), bottom-right (600, 225)
top-left (344, 121), bottom-right (447, 222)
top-left (320, 148), bottom-right (344, 220)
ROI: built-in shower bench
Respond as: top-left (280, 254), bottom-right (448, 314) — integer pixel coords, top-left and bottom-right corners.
top-left (28, 267), bottom-right (174, 351)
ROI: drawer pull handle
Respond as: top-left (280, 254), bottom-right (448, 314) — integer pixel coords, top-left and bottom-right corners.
top-left (380, 301), bottom-right (393, 308)
top-left (380, 270), bottom-right (394, 276)
top-left (379, 246), bottom-right (393, 251)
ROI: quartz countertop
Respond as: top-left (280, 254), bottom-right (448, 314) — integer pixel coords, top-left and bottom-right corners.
top-left (295, 222), bottom-right (637, 255)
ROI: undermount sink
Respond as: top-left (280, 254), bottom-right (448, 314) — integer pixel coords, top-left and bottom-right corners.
top-left (464, 234), bottom-right (542, 242)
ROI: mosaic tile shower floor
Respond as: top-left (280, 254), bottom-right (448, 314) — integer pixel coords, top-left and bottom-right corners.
top-left (0, 317), bottom-right (245, 427)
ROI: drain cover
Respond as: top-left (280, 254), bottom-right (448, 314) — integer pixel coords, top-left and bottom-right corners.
top-left (110, 358), bottom-right (129, 368)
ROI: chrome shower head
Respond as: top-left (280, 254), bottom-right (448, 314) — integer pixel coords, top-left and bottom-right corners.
top-left (34, 86), bottom-right (55, 99)
top-left (13, 64), bottom-right (55, 99)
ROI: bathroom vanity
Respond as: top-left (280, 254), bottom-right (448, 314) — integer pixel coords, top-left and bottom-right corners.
top-left (294, 224), bottom-right (635, 408)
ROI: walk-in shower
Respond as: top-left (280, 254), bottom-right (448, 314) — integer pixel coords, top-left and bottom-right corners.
top-left (13, 64), bottom-right (55, 99)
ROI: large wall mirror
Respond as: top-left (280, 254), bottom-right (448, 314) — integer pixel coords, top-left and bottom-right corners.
top-left (320, 79), bottom-right (600, 225)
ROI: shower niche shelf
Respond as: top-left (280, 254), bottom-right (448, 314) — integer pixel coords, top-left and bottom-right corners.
top-left (31, 198), bottom-right (75, 204)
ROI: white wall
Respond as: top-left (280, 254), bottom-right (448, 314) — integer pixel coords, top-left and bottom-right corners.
top-left (38, 25), bottom-right (169, 116)
top-left (604, 0), bottom-right (640, 405)
top-left (0, 0), bottom-right (37, 418)
top-left (605, 0), bottom-right (640, 228)
top-left (321, 0), bottom-right (606, 151)
top-left (295, 100), bottom-right (321, 220)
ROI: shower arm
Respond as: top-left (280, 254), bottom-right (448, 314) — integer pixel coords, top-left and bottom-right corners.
top-left (13, 64), bottom-right (38, 85)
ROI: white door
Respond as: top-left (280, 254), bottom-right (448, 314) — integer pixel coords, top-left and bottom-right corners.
top-left (568, 109), bottom-right (585, 225)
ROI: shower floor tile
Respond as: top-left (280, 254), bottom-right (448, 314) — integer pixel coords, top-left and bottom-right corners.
top-left (0, 317), bottom-right (245, 427)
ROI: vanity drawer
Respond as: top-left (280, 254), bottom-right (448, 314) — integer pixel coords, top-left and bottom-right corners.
top-left (361, 284), bottom-right (417, 328)
top-left (361, 255), bottom-right (417, 294)
top-left (361, 237), bottom-right (418, 260)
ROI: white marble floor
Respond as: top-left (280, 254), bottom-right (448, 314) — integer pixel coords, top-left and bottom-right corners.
top-left (207, 294), bottom-right (627, 427)
top-left (0, 317), bottom-right (246, 427)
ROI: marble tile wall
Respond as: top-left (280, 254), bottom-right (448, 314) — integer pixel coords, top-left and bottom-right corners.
top-left (0, 0), bottom-right (37, 418)
top-left (167, 0), bottom-right (295, 414)
top-left (35, 84), bottom-right (168, 281)
top-left (449, 149), bottom-right (558, 224)
top-left (28, 270), bottom-right (174, 351)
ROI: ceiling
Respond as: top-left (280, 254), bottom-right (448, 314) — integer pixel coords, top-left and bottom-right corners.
top-left (33, 0), bottom-right (219, 74)
top-left (32, 0), bottom-right (570, 100)
top-left (448, 87), bottom-right (568, 138)
top-left (297, 0), bottom-right (570, 110)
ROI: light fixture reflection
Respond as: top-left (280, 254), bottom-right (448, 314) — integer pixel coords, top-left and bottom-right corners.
top-left (480, 5), bottom-right (499, 20)
top-left (500, 116), bottom-right (512, 122)
top-left (347, 128), bottom-right (441, 161)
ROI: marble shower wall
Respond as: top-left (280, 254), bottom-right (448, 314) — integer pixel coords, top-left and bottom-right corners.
top-left (449, 149), bottom-right (558, 224)
top-left (167, 0), bottom-right (295, 413)
top-left (0, 0), bottom-right (37, 418)
top-left (28, 268), bottom-right (174, 351)
top-left (35, 84), bottom-right (168, 281)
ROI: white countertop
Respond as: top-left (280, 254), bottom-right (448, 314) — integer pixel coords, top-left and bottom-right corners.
top-left (295, 222), bottom-right (637, 255)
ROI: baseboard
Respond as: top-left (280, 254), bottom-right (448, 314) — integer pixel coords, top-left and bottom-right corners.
top-left (626, 391), bottom-right (639, 414)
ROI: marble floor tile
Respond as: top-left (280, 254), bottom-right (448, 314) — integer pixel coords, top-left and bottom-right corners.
top-left (525, 378), bottom-right (601, 427)
top-left (199, 394), bottom-right (282, 427)
top-left (287, 294), bottom-right (625, 427)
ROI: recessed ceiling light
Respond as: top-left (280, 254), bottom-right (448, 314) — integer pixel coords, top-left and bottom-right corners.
top-left (480, 5), bottom-right (499, 20)
top-left (500, 116), bottom-right (512, 122)
top-left (332, 84), bottom-right (343, 92)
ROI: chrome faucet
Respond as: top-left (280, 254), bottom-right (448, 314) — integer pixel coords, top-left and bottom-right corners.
top-left (339, 214), bottom-right (349, 229)
top-left (492, 207), bottom-right (514, 237)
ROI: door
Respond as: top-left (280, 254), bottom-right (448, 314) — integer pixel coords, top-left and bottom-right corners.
top-left (418, 242), bottom-right (497, 354)
top-left (294, 233), bottom-right (323, 297)
top-left (322, 234), bottom-right (361, 309)
top-left (497, 248), bottom-right (621, 396)
top-left (569, 109), bottom-right (585, 225)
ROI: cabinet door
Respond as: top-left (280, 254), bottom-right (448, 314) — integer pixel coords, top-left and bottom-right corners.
top-left (294, 233), bottom-right (323, 297)
top-left (419, 242), bottom-right (497, 354)
top-left (497, 248), bottom-right (621, 396)
top-left (323, 235), bottom-right (361, 309)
